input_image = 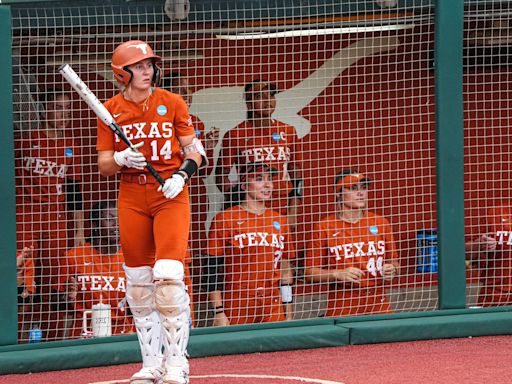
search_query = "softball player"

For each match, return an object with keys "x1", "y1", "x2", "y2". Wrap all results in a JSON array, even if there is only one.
[
  {"x1": 96, "y1": 40, "x2": 206, "y2": 384},
  {"x1": 65, "y1": 202, "x2": 132, "y2": 337},
  {"x1": 15, "y1": 90, "x2": 85, "y2": 340},
  {"x1": 305, "y1": 169, "x2": 399, "y2": 317},
  {"x1": 469, "y1": 206, "x2": 512, "y2": 306},
  {"x1": 206, "y1": 162, "x2": 295, "y2": 326},
  {"x1": 215, "y1": 80, "x2": 302, "y2": 228}
]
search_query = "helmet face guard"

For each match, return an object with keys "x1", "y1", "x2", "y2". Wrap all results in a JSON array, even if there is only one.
[{"x1": 111, "y1": 40, "x2": 162, "y2": 86}]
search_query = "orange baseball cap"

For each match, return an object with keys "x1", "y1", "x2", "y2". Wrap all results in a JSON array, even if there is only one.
[{"x1": 335, "y1": 172, "x2": 372, "y2": 193}]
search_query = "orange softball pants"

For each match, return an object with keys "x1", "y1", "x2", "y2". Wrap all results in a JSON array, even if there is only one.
[{"x1": 118, "y1": 178, "x2": 190, "y2": 268}]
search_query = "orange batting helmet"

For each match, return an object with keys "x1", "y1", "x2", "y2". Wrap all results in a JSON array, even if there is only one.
[{"x1": 111, "y1": 40, "x2": 162, "y2": 85}]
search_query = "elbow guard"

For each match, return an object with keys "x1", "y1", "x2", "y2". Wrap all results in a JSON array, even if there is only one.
[
  {"x1": 183, "y1": 137, "x2": 208, "y2": 168},
  {"x1": 203, "y1": 256, "x2": 225, "y2": 292}
]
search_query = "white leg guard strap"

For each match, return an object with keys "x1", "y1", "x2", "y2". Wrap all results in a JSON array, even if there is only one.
[
  {"x1": 124, "y1": 265, "x2": 165, "y2": 381},
  {"x1": 154, "y1": 260, "x2": 190, "y2": 384}
]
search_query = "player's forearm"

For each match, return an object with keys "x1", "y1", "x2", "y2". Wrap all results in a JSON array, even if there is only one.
[
  {"x1": 98, "y1": 150, "x2": 122, "y2": 177},
  {"x1": 73, "y1": 210, "x2": 85, "y2": 247},
  {"x1": 305, "y1": 266, "x2": 336, "y2": 283},
  {"x1": 280, "y1": 260, "x2": 294, "y2": 285},
  {"x1": 208, "y1": 291, "x2": 223, "y2": 309},
  {"x1": 73, "y1": 210, "x2": 85, "y2": 234},
  {"x1": 183, "y1": 152, "x2": 202, "y2": 169}
]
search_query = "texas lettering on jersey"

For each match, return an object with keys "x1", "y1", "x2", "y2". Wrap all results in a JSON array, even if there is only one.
[
  {"x1": 329, "y1": 240, "x2": 386, "y2": 260},
  {"x1": 208, "y1": 206, "x2": 294, "y2": 291},
  {"x1": 495, "y1": 231, "x2": 512, "y2": 245},
  {"x1": 15, "y1": 131, "x2": 80, "y2": 202},
  {"x1": 76, "y1": 275, "x2": 126, "y2": 292},
  {"x1": 96, "y1": 88, "x2": 195, "y2": 174},
  {"x1": 234, "y1": 232, "x2": 285, "y2": 249},
  {"x1": 306, "y1": 212, "x2": 398, "y2": 286},
  {"x1": 22, "y1": 157, "x2": 68, "y2": 179},
  {"x1": 114, "y1": 122, "x2": 174, "y2": 142},
  {"x1": 241, "y1": 146, "x2": 291, "y2": 163},
  {"x1": 217, "y1": 120, "x2": 298, "y2": 198}
]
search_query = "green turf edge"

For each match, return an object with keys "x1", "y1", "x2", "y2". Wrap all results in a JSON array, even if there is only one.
[
  {"x1": 342, "y1": 311, "x2": 512, "y2": 345},
  {"x1": 0, "y1": 323, "x2": 348, "y2": 374},
  {"x1": 2, "y1": 309, "x2": 512, "y2": 375}
]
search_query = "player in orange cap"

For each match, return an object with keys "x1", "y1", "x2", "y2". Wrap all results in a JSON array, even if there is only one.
[
  {"x1": 206, "y1": 162, "x2": 295, "y2": 326},
  {"x1": 215, "y1": 79, "x2": 302, "y2": 229},
  {"x1": 96, "y1": 40, "x2": 207, "y2": 384},
  {"x1": 305, "y1": 169, "x2": 399, "y2": 317}
]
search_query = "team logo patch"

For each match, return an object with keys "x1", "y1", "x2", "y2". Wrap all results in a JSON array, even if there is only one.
[
  {"x1": 157, "y1": 105, "x2": 167, "y2": 116},
  {"x1": 273, "y1": 221, "x2": 281, "y2": 230},
  {"x1": 369, "y1": 225, "x2": 379, "y2": 235},
  {"x1": 271, "y1": 132, "x2": 281, "y2": 141},
  {"x1": 65, "y1": 148, "x2": 73, "y2": 157},
  {"x1": 187, "y1": 116, "x2": 193, "y2": 126}
]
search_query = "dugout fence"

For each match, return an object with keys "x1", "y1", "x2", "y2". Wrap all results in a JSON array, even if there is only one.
[{"x1": 1, "y1": 0, "x2": 512, "y2": 375}]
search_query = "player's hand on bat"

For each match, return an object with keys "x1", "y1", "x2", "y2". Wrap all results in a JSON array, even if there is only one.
[
  {"x1": 333, "y1": 267, "x2": 364, "y2": 283},
  {"x1": 158, "y1": 173, "x2": 186, "y2": 199},
  {"x1": 213, "y1": 311, "x2": 230, "y2": 327},
  {"x1": 381, "y1": 263, "x2": 397, "y2": 280},
  {"x1": 113, "y1": 142, "x2": 146, "y2": 170}
]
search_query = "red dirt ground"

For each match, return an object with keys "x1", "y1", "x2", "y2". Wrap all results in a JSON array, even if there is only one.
[{"x1": 1, "y1": 335, "x2": 512, "y2": 384}]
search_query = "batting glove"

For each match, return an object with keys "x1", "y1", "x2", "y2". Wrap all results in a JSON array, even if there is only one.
[
  {"x1": 158, "y1": 173, "x2": 186, "y2": 199},
  {"x1": 113, "y1": 142, "x2": 146, "y2": 170}
]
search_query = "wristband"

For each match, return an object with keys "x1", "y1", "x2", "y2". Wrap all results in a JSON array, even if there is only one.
[
  {"x1": 290, "y1": 179, "x2": 303, "y2": 197},
  {"x1": 280, "y1": 284, "x2": 293, "y2": 304},
  {"x1": 178, "y1": 159, "x2": 198, "y2": 182},
  {"x1": 214, "y1": 305, "x2": 224, "y2": 314}
]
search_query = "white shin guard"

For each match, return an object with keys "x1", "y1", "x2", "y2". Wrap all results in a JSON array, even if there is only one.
[
  {"x1": 154, "y1": 260, "x2": 191, "y2": 383},
  {"x1": 124, "y1": 265, "x2": 164, "y2": 374}
]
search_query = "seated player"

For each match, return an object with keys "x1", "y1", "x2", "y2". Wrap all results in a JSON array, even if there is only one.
[
  {"x1": 205, "y1": 162, "x2": 295, "y2": 326},
  {"x1": 466, "y1": 206, "x2": 512, "y2": 306},
  {"x1": 66, "y1": 201, "x2": 133, "y2": 337},
  {"x1": 304, "y1": 169, "x2": 399, "y2": 317}
]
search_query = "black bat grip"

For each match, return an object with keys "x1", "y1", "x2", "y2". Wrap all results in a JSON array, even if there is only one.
[{"x1": 146, "y1": 163, "x2": 166, "y2": 186}]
